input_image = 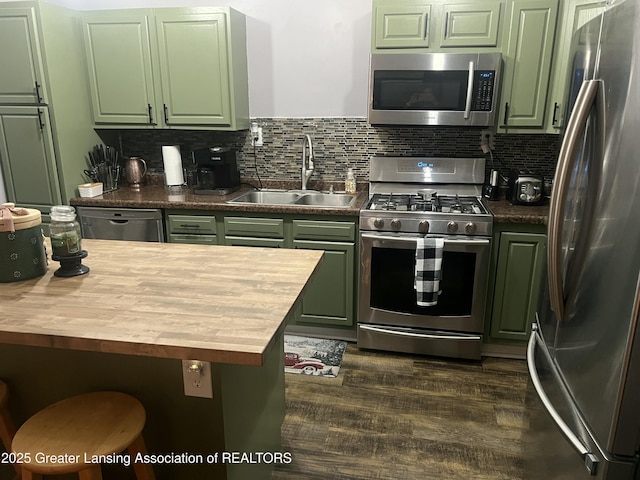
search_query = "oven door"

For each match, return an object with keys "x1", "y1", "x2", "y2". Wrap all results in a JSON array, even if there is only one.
[{"x1": 359, "y1": 231, "x2": 490, "y2": 333}]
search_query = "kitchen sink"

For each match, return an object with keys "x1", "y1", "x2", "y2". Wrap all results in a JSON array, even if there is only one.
[
  {"x1": 228, "y1": 191, "x2": 302, "y2": 205},
  {"x1": 227, "y1": 190, "x2": 358, "y2": 208},
  {"x1": 293, "y1": 193, "x2": 356, "y2": 207}
]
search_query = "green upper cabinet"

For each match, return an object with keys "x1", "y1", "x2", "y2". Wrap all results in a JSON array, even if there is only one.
[
  {"x1": 155, "y1": 13, "x2": 232, "y2": 127},
  {"x1": 498, "y1": 0, "x2": 559, "y2": 129},
  {"x1": 80, "y1": 7, "x2": 249, "y2": 130},
  {"x1": 372, "y1": 0, "x2": 504, "y2": 52},
  {"x1": 373, "y1": 4, "x2": 432, "y2": 49},
  {"x1": 0, "y1": 2, "x2": 101, "y2": 208},
  {"x1": 0, "y1": 6, "x2": 47, "y2": 105},
  {"x1": 439, "y1": 2, "x2": 502, "y2": 47},
  {"x1": 81, "y1": 13, "x2": 157, "y2": 125},
  {"x1": 545, "y1": 0, "x2": 607, "y2": 132}
]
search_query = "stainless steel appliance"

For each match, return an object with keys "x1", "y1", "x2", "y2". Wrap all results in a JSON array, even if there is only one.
[
  {"x1": 525, "y1": 1, "x2": 640, "y2": 478},
  {"x1": 123, "y1": 157, "x2": 147, "y2": 190},
  {"x1": 368, "y1": 52, "x2": 502, "y2": 126},
  {"x1": 193, "y1": 147, "x2": 241, "y2": 195},
  {"x1": 506, "y1": 170, "x2": 544, "y2": 205},
  {"x1": 358, "y1": 156, "x2": 492, "y2": 360},
  {"x1": 77, "y1": 207, "x2": 164, "y2": 242}
]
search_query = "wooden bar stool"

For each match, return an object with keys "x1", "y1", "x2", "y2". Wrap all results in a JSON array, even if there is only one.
[
  {"x1": 12, "y1": 391, "x2": 156, "y2": 480},
  {"x1": 0, "y1": 379, "x2": 20, "y2": 477}
]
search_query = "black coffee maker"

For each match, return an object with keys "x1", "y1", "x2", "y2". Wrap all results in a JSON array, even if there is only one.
[{"x1": 192, "y1": 147, "x2": 241, "y2": 195}]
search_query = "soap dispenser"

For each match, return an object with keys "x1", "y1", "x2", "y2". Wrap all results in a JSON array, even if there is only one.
[{"x1": 345, "y1": 168, "x2": 356, "y2": 194}]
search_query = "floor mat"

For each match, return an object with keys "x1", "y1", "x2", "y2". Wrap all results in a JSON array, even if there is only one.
[{"x1": 284, "y1": 335, "x2": 347, "y2": 378}]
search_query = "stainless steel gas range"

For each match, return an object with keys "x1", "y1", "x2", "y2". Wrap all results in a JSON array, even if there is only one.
[{"x1": 358, "y1": 156, "x2": 492, "y2": 360}]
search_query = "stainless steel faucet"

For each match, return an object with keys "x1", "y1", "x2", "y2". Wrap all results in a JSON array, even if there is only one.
[{"x1": 301, "y1": 134, "x2": 314, "y2": 190}]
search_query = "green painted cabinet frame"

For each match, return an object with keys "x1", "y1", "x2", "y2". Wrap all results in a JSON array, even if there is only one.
[
  {"x1": 164, "y1": 210, "x2": 358, "y2": 329},
  {"x1": 545, "y1": 0, "x2": 607, "y2": 132},
  {"x1": 0, "y1": 6, "x2": 47, "y2": 105},
  {"x1": 0, "y1": 106, "x2": 61, "y2": 215},
  {"x1": 498, "y1": 0, "x2": 559, "y2": 129},
  {"x1": 486, "y1": 224, "x2": 547, "y2": 344},
  {"x1": 372, "y1": 0, "x2": 504, "y2": 52},
  {"x1": 80, "y1": 7, "x2": 249, "y2": 130},
  {"x1": 0, "y1": 2, "x2": 102, "y2": 212},
  {"x1": 439, "y1": 1, "x2": 502, "y2": 48}
]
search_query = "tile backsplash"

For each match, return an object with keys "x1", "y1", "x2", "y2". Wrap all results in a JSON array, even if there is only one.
[{"x1": 100, "y1": 118, "x2": 561, "y2": 185}]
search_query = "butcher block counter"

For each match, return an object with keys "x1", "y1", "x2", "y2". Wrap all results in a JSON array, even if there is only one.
[
  {"x1": 0, "y1": 239, "x2": 323, "y2": 480},
  {"x1": 0, "y1": 239, "x2": 323, "y2": 366}
]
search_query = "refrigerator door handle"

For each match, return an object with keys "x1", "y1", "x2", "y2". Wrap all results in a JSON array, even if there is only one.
[
  {"x1": 528, "y1": 327, "x2": 599, "y2": 475},
  {"x1": 547, "y1": 79, "x2": 602, "y2": 320}
]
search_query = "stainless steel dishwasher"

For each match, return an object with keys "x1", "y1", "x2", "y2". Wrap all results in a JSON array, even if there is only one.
[{"x1": 76, "y1": 207, "x2": 164, "y2": 242}]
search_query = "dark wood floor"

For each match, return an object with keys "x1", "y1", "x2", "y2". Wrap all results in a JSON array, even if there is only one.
[{"x1": 272, "y1": 343, "x2": 529, "y2": 480}]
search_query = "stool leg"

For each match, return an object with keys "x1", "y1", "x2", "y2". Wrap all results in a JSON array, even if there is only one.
[
  {"x1": 128, "y1": 434, "x2": 156, "y2": 480},
  {"x1": 19, "y1": 470, "x2": 41, "y2": 480},
  {"x1": 78, "y1": 465, "x2": 103, "y2": 480},
  {"x1": 0, "y1": 402, "x2": 20, "y2": 476}
]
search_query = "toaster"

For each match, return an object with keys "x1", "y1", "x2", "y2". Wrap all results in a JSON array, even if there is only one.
[{"x1": 507, "y1": 170, "x2": 545, "y2": 205}]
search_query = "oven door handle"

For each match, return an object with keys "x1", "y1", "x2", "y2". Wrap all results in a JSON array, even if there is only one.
[
  {"x1": 359, "y1": 324, "x2": 482, "y2": 341},
  {"x1": 360, "y1": 233, "x2": 489, "y2": 246}
]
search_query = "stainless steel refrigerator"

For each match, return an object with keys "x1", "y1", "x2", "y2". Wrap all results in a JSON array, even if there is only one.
[{"x1": 525, "y1": 1, "x2": 640, "y2": 478}]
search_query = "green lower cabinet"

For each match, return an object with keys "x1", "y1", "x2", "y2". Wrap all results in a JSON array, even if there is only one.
[
  {"x1": 164, "y1": 211, "x2": 358, "y2": 330},
  {"x1": 486, "y1": 225, "x2": 547, "y2": 344},
  {"x1": 293, "y1": 240, "x2": 355, "y2": 327}
]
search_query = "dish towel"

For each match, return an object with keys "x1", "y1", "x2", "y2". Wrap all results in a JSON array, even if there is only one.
[{"x1": 415, "y1": 237, "x2": 444, "y2": 306}]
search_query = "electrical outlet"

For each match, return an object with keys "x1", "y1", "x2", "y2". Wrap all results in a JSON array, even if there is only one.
[
  {"x1": 182, "y1": 360, "x2": 213, "y2": 398},
  {"x1": 480, "y1": 129, "x2": 495, "y2": 152},
  {"x1": 251, "y1": 122, "x2": 263, "y2": 147}
]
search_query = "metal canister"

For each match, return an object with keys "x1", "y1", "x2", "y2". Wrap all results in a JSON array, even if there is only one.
[{"x1": 0, "y1": 203, "x2": 47, "y2": 283}]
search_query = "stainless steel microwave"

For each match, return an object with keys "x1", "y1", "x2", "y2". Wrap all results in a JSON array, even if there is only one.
[{"x1": 368, "y1": 52, "x2": 502, "y2": 127}]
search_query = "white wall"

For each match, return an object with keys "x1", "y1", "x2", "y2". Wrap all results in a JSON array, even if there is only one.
[{"x1": 38, "y1": 0, "x2": 373, "y2": 118}]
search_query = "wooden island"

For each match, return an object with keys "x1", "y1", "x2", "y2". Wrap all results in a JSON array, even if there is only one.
[{"x1": 0, "y1": 239, "x2": 324, "y2": 480}]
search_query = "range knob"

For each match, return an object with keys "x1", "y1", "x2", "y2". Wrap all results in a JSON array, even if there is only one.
[
  {"x1": 465, "y1": 222, "x2": 477, "y2": 234},
  {"x1": 447, "y1": 221, "x2": 459, "y2": 233},
  {"x1": 390, "y1": 219, "x2": 401, "y2": 230},
  {"x1": 373, "y1": 218, "x2": 384, "y2": 229},
  {"x1": 418, "y1": 220, "x2": 430, "y2": 233}
]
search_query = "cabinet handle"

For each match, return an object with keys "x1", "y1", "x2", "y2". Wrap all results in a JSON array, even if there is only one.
[
  {"x1": 36, "y1": 109, "x2": 45, "y2": 131},
  {"x1": 35, "y1": 82, "x2": 42, "y2": 103},
  {"x1": 423, "y1": 13, "x2": 429, "y2": 40},
  {"x1": 147, "y1": 104, "x2": 154, "y2": 124},
  {"x1": 163, "y1": 104, "x2": 169, "y2": 124},
  {"x1": 444, "y1": 12, "x2": 449, "y2": 38},
  {"x1": 552, "y1": 102, "x2": 559, "y2": 125},
  {"x1": 503, "y1": 102, "x2": 509, "y2": 125},
  {"x1": 179, "y1": 223, "x2": 201, "y2": 228}
]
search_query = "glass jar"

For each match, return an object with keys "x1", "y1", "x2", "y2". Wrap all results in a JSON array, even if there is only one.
[{"x1": 50, "y1": 205, "x2": 82, "y2": 257}]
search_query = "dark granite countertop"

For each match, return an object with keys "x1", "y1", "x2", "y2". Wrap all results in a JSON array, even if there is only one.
[
  {"x1": 70, "y1": 184, "x2": 549, "y2": 225},
  {"x1": 70, "y1": 184, "x2": 366, "y2": 217},
  {"x1": 484, "y1": 198, "x2": 549, "y2": 225}
]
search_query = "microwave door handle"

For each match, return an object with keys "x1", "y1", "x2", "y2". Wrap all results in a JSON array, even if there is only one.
[
  {"x1": 547, "y1": 79, "x2": 601, "y2": 321},
  {"x1": 464, "y1": 61, "x2": 475, "y2": 119}
]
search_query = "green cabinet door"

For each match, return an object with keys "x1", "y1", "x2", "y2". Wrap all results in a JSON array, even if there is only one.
[
  {"x1": 155, "y1": 13, "x2": 232, "y2": 127},
  {"x1": 293, "y1": 240, "x2": 355, "y2": 327},
  {"x1": 546, "y1": 0, "x2": 606, "y2": 131},
  {"x1": 373, "y1": 3, "x2": 432, "y2": 49},
  {"x1": 489, "y1": 230, "x2": 547, "y2": 343},
  {"x1": 499, "y1": 0, "x2": 558, "y2": 128},
  {"x1": 439, "y1": 2, "x2": 502, "y2": 47},
  {"x1": 81, "y1": 13, "x2": 157, "y2": 125},
  {"x1": 0, "y1": 106, "x2": 61, "y2": 212},
  {"x1": 0, "y1": 6, "x2": 47, "y2": 105}
]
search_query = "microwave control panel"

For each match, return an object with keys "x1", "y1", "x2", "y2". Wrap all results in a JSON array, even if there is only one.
[{"x1": 471, "y1": 71, "x2": 495, "y2": 111}]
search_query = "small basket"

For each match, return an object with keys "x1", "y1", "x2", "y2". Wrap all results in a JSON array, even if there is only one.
[{"x1": 78, "y1": 183, "x2": 103, "y2": 198}]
